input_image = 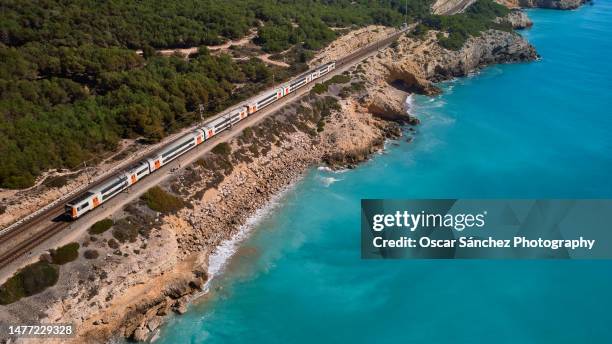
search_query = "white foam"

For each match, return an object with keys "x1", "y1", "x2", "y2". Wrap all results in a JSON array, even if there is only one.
[
  {"x1": 318, "y1": 165, "x2": 349, "y2": 174},
  {"x1": 319, "y1": 176, "x2": 341, "y2": 187},
  {"x1": 202, "y1": 184, "x2": 295, "y2": 293},
  {"x1": 404, "y1": 94, "x2": 414, "y2": 113}
]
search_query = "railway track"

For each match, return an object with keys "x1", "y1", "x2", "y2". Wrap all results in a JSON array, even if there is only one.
[
  {"x1": 0, "y1": 25, "x2": 411, "y2": 272},
  {"x1": 0, "y1": 222, "x2": 68, "y2": 268}
]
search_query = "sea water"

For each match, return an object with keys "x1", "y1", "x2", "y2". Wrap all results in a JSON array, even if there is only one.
[{"x1": 156, "y1": 3, "x2": 612, "y2": 343}]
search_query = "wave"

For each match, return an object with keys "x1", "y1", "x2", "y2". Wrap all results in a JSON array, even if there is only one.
[
  {"x1": 317, "y1": 166, "x2": 350, "y2": 174},
  {"x1": 202, "y1": 184, "x2": 295, "y2": 293},
  {"x1": 318, "y1": 176, "x2": 342, "y2": 187},
  {"x1": 404, "y1": 94, "x2": 414, "y2": 113}
]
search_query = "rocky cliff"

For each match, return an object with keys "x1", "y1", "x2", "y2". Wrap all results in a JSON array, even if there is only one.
[
  {"x1": 432, "y1": 0, "x2": 477, "y2": 14},
  {"x1": 433, "y1": 0, "x2": 587, "y2": 12},
  {"x1": 514, "y1": 0, "x2": 587, "y2": 9},
  {"x1": 0, "y1": 17, "x2": 546, "y2": 344},
  {"x1": 498, "y1": 10, "x2": 534, "y2": 29},
  {"x1": 358, "y1": 29, "x2": 537, "y2": 99}
]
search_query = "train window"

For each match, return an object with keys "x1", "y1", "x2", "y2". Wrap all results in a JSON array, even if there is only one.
[
  {"x1": 101, "y1": 179, "x2": 126, "y2": 195},
  {"x1": 77, "y1": 202, "x2": 88, "y2": 211},
  {"x1": 257, "y1": 94, "x2": 279, "y2": 108},
  {"x1": 163, "y1": 142, "x2": 195, "y2": 162},
  {"x1": 101, "y1": 181, "x2": 127, "y2": 200},
  {"x1": 256, "y1": 92, "x2": 277, "y2": 106},
  {"x1": 290, "y1": 77, "x2": 306, "y2": 87},
  {"x1": 137, "y1": 166, "x2": 148, "y2": 176},
  {"x1": 162, "y1": 139, "x2": 193, "y2": 159},
  {"x1": 70, "y1": 191, "x2": 94, "y2": 204},
  {"x1": 213, "y1": 119, "x2": 231, "y2": 131}
]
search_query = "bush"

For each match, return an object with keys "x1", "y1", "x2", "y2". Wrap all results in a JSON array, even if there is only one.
[
  {"x1": 242, "y1": 127, "x2": 253, "y2": 139},
  {"x1": 108, "y1": 238, "x2": 119, "y2": 249},
  {"x1": 311, "y1": 83, "x2": 328, "y2": 95},
  {"x1": 43, "y1": 175, "x2": 69, "y2": 188},
  {"x1": 83, "y1": 249, "x2": 99, "y2": 259},
  {"x1": 112, "y1": 219, "x2": 139, "y2": 243},
  {"x1": 0, "y1": 261, "x2": 59, "y2": 305},
  {"x1": 212, "y1": 142, "x2": 232, "y2": 156},
  {"x1": 422, "y1": 0, "x2": 511, "y2": 50},
  {"x1": 327, "y1": 74, "x2": 351, "y2": 85},
  {"x1": 89, "y1": 218, "x2": 114, "y2": 235},
  {"x1": 50, "y1": 243, "x2": 80, "y2": 265},
  {"x1": 141, "y1": 186, "x2": 185, "y2": 213}
]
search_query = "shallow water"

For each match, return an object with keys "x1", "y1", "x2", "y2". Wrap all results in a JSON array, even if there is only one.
[{"x1": 156, "y1": 3, "x2": 612, "y2": 343}]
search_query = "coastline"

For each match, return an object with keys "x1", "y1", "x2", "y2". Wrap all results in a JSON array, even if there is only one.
[{"x1": 0, "y1": 3, "x2": 590, "y2": 343}]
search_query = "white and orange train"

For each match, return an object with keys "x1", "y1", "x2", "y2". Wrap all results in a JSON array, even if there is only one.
[{"x1": 65, "y1": 61, "x2": 336, "y2": 219}]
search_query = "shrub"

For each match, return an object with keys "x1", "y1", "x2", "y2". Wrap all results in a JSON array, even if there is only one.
[
  {"x1": 327, "y1": 74, "x2": 351, "y2": 85},
  {"x1": 0, "y1": 261, "x2": 59, "y2": 305},
  {"x1": 112, "y1": 219, "x2": 139, "y2": 243},
  {"x1": 141, "y1": 186, "x2": 185, "y2": 213},
  {"x1": 108, "y1": 238, "x2": 119, "y2": 249},
  {"x1": 242, "y1": 127, "x2": 253, "y2": 139},
  {"x1": 84, "y1": 249, "x2": 99, "y2": 259},
  {"x1": 422, "y1": 0, "x2": 511, "y2": 50},
  {"x1": 50, "y1": 243, "x2": 80, "y2": 265},
  {"x1": 43, "y1": 175, "x2": 69, "y2": 188},
  {"x1": 311, "y1": 83, "x2": 328, "y2": 95},
  {"x1": 89, "y1": 218, "x2": 113, "y2": 235},
  {"x1": 212, "y1": 142, "x2": 232, "y2": 156},
  {"x1": 350, "y1": 81, "x2": 366, "y2": 92}
]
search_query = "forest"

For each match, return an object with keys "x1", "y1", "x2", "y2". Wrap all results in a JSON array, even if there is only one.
[{"x1": 0, "y1": 0, "x2": 507, "y2": 188}]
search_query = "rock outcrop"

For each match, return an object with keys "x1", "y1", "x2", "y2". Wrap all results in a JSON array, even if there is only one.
[
  {"x1": 515, "y1": 0, "x2": 587, "y2": 10},
  {"x1": 432, "y1": 0, "x2": 478, "y2": 15},
  {"x1": 358, "y1": 29, "x2": 537, "y2": 99},
  {"x1": 498, "y1": 10, "x2": 534, "y2": 29}
]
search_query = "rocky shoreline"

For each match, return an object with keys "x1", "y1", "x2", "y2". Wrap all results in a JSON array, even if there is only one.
[
  {"x1": 91, "y1": 25, "x2": 539, "y2": 342},
  {"x1": 1, "y1": 4, "x2": 584, "y2": 343}
]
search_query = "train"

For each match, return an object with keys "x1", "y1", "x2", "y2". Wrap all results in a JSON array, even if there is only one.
[{"x1": 65, "y1": 61, "x2": 337, "y2": 219}]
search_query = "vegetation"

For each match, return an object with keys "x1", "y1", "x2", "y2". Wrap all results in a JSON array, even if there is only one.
[
  {"x1": 50, "y1": 242, "x2": 80, "y2": 265},
  {"x1": 212, "y1": 142, "x2": 232, "y2": 156},
  {"x1": 0, "y1": 261, "x2": 59, "y2": 305},
  {"x1": 107, "y1": 238, "x2": 119, "y2": 249},
  {"x1": 311, "y1": 83, "x2": 328, "y2": 95},
  {"x1": 83, "y1": 249, "x2": 99, "y2": 259},
  {"x1": 89, "y1": 218, "x2": 114, "y2": 235},
  {"x1": 421, "y1": 0, "x2": 511, "y2": 50},
  {"x1": 0, "y1": 0, "x2": 509, "y2": 187},
  {"x1": 112, "y1": 219, "x2": 139, "y2": 243},
  {"x1": 141, "y1": 186, "x2": 185, "y2": 213},
  {"x1": 311, "y1": 74, "x2": 352, "y2": 95}
]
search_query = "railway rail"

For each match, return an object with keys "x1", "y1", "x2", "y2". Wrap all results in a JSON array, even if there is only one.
[{"x1": 0, "y1": 25, "x2": 410, "y2": 272}]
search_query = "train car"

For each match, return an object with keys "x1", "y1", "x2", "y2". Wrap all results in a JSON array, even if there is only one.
[
  {"x1": 202, "y1": 106, "x2": 247, "y2": 139},
  {"x1": 247, "y1": 88, "x2": 283, "y2": 114},
  {"x1": 317, "y1": 61, "x2": 335, "y2": 78},
  {"x1": 65, "y1": 191, "x2": 102, "y2": 219},
  {"x1": 65, "y1": 174, "x2": 130, "y2": 219},
  {"x1": 285, "y1": 71, "x2": 311, "y2": 93},
  {"x1": 147, "y1": 129, "x2": 205, "y2": 172},
  {"x1": 125, "y1": 161, "x2": 150, "y2": 186},
  {"x1": 90, "y1": 175, "x2": 129, "y2": 204}
]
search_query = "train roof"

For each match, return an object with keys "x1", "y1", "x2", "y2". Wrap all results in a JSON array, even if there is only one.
[
  {"x1": 125, "y1": 160, "x2": 149, "y2": 173},
  {"x1": 252, "y1": 88, "x2": 280, "y2": 103},
  {"x1": 67, "y1": 191, "x2": 95, "y2": 206},
  {"x1": 203, "y1": 106, "x2": 245, "y2": 128},
  {"x1": 89, "y1": 175, "x2": 127, "y2": 193}
]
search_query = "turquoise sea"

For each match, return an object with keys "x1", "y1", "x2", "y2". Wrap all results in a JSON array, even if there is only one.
[{"x1": 156, "y1": 3, "x2": 612, "y2": 343}]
